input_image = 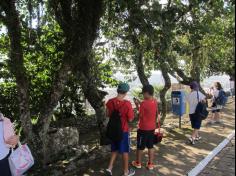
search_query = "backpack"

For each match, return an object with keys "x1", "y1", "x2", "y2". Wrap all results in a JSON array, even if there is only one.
[
  {"x1": 106, "y1": 101, "x2": 124, "y2": 143},
  {"x1": 195, "y1": 91, "x2": 209, "y2": 120},
  {"x1": 215, "y1": 90, "x2": 228, "y2": 106}
]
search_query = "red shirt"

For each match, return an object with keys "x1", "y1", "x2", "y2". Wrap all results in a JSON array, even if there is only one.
[
  {"x1": 139, "y1": 99, "x2": 158, "y2": 131},
  {"x1": 106, "y1": 98, "x2": 134, "y2": 132}
]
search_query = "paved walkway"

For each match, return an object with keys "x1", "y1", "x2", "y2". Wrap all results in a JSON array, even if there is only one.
[
  {"x1": 60, "y1": 98, "x2": 235, "y2": 176},
  {"x1": 199, "y1": 137, "x2": 235, "y2": 176}
]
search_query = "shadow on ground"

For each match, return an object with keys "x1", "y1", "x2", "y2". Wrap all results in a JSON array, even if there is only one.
[{"x1": 78, "y1": 99, "x2": 235, "y2": 176}]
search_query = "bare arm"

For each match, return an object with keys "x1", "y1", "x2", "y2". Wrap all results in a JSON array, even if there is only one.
[
  {"x1": 6, "y1": 135, "x2": 19, "y2": 147},
  {"x1": 106, "y1": 108, "x2": 110, "y2": 118}
]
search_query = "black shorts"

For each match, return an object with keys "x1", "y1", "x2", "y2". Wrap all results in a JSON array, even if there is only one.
[
  {"x1": 212, "y1": 102, "x2": 221, "y2": 113},
  {"x1": 190, "y1": 113, "x2": 202, "y2": 129},
  {"x1": 137, "y1": 129, "x2": 155, "y2": 150},
  {"x1": 212, "y1": 109, "x2": 221, "y2": 113},
  {"x1": 0, "y1": 152, "x2": 11, "y2": 176}
]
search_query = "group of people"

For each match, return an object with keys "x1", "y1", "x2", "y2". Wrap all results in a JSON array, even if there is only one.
[
  {"x1": 105, "y1": 83, "x2": 158, "y2": 176},
  {"x1": 0, "y1": 81, "x2": 228, "y2": 176},
  {"x1": 104, "y1": 81, "x2": 227, "y2": 176},
  {"x1": 186, "y1": 81, "x2": 226, "y2": 145}
]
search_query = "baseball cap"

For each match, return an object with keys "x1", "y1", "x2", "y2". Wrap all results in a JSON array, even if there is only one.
[
  {"x1": 117, "y1": 83, "x2": 130, "y2": 93},
  {"x1": 189, "y1": 81, "x2": 199, "y2": 91}
]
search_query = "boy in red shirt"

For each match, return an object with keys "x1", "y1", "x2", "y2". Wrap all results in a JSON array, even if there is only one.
[
  {"x1": 132, "y1": 84, "x2": 158, "y2": 170},
  {"x1": 105, "y1": 83, "x2": 135, "y2": 176}
]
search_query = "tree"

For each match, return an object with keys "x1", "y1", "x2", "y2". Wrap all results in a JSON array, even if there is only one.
[
  {"x1": 167, "y1": 0, "x2": 234, "y2": 86},
  {"x1": 0, "y1": 0, "x2": 106, "y2": 165},
  {"x1": 205, "y1": 2, "x2": 235, "y2": 80},
  {"x1": 104, "y1": 0, "x2": 196, "y2": 123}
]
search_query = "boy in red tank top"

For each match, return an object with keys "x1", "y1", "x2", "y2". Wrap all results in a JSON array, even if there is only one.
[{"x1": 132, "y1": 84, "x2": 158, "y2": 170}]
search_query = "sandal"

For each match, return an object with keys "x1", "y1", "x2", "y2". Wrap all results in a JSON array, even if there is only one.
[
  {"x1": 195, "y1": 136, "x2": 202, "y2": 141},
  {"x1": 188, "y1": 137, "x2": 195, "y2": 145}
]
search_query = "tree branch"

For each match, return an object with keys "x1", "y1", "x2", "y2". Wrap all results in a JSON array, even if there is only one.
[
  {"x1": 0, "y1": 13, "x2": 6, "y2": 24},
  {"x1": 39, "y1": 0, "x2": 105, "y2": 122},
  {"x1": 167, "y1": 0, "x2": 172, "y2": 9},
  {"x1": 173, "y1": 2, "x2": 194, "y2": 23}
]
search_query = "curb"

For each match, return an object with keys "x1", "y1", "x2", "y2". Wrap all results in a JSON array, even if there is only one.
[{"x1": 187, "y1": 130, "x2": 235, "y2": 176}]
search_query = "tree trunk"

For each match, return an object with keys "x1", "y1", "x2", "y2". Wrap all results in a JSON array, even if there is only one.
[
  {"x1": 129, "y1": 32, "x2": 149, "y2": 86},
  {"x1": 78, "y1": 54, "x2": 107, "y2": 135},
  {"x1": 134, "y1": 49, "x2": 149, "y2": 86},
  {"x1": 159, "y1": 58, "x2": 171, "y2": 124},
  {"x1": 1, "y1": 0, "x2": 105, "y2": 166},
  {"x1": 81, "y1": 79, "x2": 107, "y2": 136},
  {"x1": 127, "y1": 4, "x2": 149, "y2": 86},
  {"x1": 190, "y1": 47, "x2": 201, "y2": 83},
  {"x1": 0, "y1": 0, "x2": 33, "y2": 142}
]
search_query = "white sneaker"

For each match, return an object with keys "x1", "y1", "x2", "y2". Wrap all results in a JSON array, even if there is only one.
[
  {"x1": 215, "y1": 120, "x2": 224, "y2": 124},
  {"x1": 207, "y1": 120, "x2": 215, "y2": 125},
  {"x1": 124, "y1": 169, "x2": 135, "y2": 176},
  {"x1": 189, "y1": 137, "x2": 195, "y2": 145},
  {"x1": 195, "y1": 136, "x2": 202, "y2": 141},
  {"x1": 105, "y1": 169, "x2": 112, "y2": 176}
]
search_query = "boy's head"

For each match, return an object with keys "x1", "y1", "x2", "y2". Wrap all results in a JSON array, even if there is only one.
[
  {"x1": 142, "y1": 84, "x2": 154, "y2": 99},
  {"x1": 117, "y1": 83, "x2": 130, "y2": 96}
]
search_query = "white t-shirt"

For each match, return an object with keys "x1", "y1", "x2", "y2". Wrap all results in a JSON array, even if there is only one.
[
  {"x1": 0, "y1": 122, "x2": 9, "y2": 160},
  {"x1": 230, "y1": 81, "x2": 235, "y2": 89},
  {"x1": 213, "y1": 89, "x2": 220, "y2": 98},
  {"x1": 186, "y1": 91, "x2": 206, "y2": 114}
]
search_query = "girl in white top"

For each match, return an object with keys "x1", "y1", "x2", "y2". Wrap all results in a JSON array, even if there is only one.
[
  {"x1": 208, "y1": 82, "x2": 224, "y2": 124},
  {"x1": 0, "y1": 113, "x2": 18, "y2": 176}
]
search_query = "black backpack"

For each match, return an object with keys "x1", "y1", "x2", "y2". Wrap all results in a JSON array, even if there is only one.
[
  {"x1": 106, "y1": 101, "x2": 124, "y2": 142},
  {"x1": 195, "y1": 91, "x2": 209, "y2": 120}
]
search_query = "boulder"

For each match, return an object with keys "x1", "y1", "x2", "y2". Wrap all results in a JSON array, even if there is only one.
[{"x1": 47, "y1": 127, "x2": 80, "y2": 158}]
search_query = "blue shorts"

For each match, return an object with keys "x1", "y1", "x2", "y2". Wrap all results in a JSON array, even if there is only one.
[
  {"x1": 111, "y1": 132, "x2": 130, "y2": 153},
  {"x1": 190, "y1": 113, "x2": 202, "y2": 129}
]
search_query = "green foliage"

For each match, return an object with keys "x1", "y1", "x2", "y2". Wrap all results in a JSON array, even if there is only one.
[
  {"x1": 169, "y1": 0, "x2": 235, "y2": 81},
  {"x1": 0, "y1": 1, "x2": 118, "y2": 124},
  {"x1": 0, "y1": 82, "x2": 19, "y2": 119}
]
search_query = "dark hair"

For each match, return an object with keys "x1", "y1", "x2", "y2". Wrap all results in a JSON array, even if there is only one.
[
  {"x1": 117, "y1": 90, "x2": 128, "y2": 94},
  {"x1": 189, "y1": 81, "x2": 199, "y2": 91},
  {"x1": 215, "y1": 82, "x2": 223, "y2": 90},
  {"x1": 142, "y1": 85, "x2": 154, "y2": 96}
]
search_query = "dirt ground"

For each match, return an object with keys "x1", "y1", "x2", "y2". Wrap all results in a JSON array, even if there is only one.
[{"x1": 80, "y1": 98, "x2": 235, "y2": 176}]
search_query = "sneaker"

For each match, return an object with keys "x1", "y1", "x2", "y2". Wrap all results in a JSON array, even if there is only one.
[
  {"x1": 206, "y1": 120, "x2": 214, "y2": 125},
  {"x1": 215, "y1": 120, "x2": 224, "y2": 124},
  {"x1": 105, "y1": 169, "x2": 112, "y2": 176},
  {"x1": 124, "y1": 169, "x2": 135, "y2": 176},
  {"x1": 146, "y1": 162, "x2": 155, "y2": 170},
  {"x1": 132, "y1": 161, "x2": 142, "y2": 169},
  {"x1": 195, "y1": 136, "x2": 202, "y2": 141},
  {"x1": 188, "y1": 137, "x2": 195, "y2": 145}
]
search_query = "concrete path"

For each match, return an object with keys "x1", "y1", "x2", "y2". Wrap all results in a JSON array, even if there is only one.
[
  {"x1": 199, "y1": 137, "x2": 235, "y2": 176},
  {"x1": 79, "y1": 99, "x2": 235, "y2": 176}
]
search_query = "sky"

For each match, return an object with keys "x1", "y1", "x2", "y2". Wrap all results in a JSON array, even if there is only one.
[{"x1": 113, "y1": 70, "x2": 232, "y2": 90}]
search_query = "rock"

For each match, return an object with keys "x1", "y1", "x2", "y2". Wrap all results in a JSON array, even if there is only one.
[
  {"x1": 51, "y1": 170, "x2": 64, "y2": 176},
  {"x1": 47, "y1": 127, "x2": 80, "y2": 158},
  {"x1": 65, "y1": 162, "x2": 77, "y2": 172}
]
